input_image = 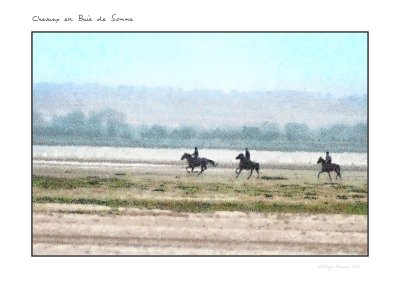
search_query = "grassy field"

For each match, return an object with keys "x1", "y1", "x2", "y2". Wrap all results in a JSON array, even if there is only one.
[
  {"x1": 32, "y1": 164, "x2": 368, "y2": 255},
  {"x1": 32, "y1": 165, "x2": 367, "y2": 215}
]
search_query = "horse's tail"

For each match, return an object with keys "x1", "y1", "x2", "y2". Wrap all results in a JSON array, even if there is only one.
[
  {"x1": 207, "y1": 159, "x2": 217, "y2": 167},
  {"x1": 254, "y1": 162, "x2": 260, "y2": 172}
]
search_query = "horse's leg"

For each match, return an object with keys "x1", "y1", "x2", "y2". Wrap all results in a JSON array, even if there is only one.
[
  {"x1": 186, "y1": 166, "x2": 191, "y2": 173},
  {"x1": 197, "y1": 161, "x2": 207, "y2": 175},
  {"x1": 197, "y1": 166, "x2": 205, "y2": 176},
  {"x1": 328, "y1": 172, "x2": 332, "y2": 181},
  {"x1": 336, "y1": 167, "x2": 341, "y2": 180},
  {"x1": 191, "y1": 167, "x2": 199, "y2": 173},
  {"x1": 235, "y1": 169, "x2": 242, "y2": 178},
  {"x1": 318, "y1": 171, "x2": 322, "y2": 179},
  {"x1": 247, "y1": 169, "x2": 253, "y2": 179},
  {"x1": 256, "y1": 168, "x2": 259, "y2": 179}
]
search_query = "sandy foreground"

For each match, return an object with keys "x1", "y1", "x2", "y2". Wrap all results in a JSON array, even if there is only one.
[
  {"x1": 33, "y1": 204, "x2": 367, "y2": 255},
  {"x1": 33, "y1": 161, "x2": 367, "y2": 256}
]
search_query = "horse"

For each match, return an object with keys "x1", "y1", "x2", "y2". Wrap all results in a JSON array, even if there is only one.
[
  {"x1": 180, "y1": 153, "x2": 216, "y2": 175},
  {"x1": 235, "y1": 153, "x2": 260, "y2": 179},
  {"x1": 317, "y1": 157, "x2": 341, "y2": 180}
]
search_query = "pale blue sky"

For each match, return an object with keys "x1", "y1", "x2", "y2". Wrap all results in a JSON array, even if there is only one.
[{"x1": 33, "y1": 32, "x2": 367, "y2": 96}]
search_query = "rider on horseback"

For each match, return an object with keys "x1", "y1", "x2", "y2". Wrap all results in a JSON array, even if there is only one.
[
  {"x1": 317, "y1": 153, "x2": 341, "y2": 180},
  {"x1": 245, "y1": 148, "x2": 250, "y2": 162},
  {"x1": 325, "y1": 151, "x2": 332, "y2": 164},
  {"x1": 192, "y1": 147, "x2": 199, "y2": 159},
  {"x1": 235, "y1": 151, "x2": 260, "y2": 179}
]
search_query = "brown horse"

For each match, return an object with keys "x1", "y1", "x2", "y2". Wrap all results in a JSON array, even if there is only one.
[
  {"x1": 317, "y1": 157, "x2": 341, "y2": 180},
  {"x1": 235, "y1": 153, "x2": 260, "y2": 179},
  {"x1": 181, "y1": 153, "x2": 216, "y2": 175}
]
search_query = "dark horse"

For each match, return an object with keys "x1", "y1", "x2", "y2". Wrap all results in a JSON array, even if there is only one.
[
  {"x1": 181, "y1": 153, "x2": 216, "y2": 175},
  {"x1": 317, "y1": 157, "x2": 341, "y2": 180},
  {"x1": 235, "y1": 153, "x2": 260, "y2": 179}
]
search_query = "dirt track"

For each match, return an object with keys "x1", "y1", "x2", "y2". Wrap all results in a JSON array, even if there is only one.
[{"x1": 33, "y1": 204, "x2": 367, "y2": 255}]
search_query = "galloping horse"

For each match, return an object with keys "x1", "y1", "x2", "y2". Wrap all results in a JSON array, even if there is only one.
[
  {"x1": 317, "y1": 157, "x2": 341, "y2": 180},
  {"x1": 235, "y1": 153, "x2": 260, "y2": 179},
  {"x1": 181, "y1": 153, "x2": 216, "y2": 175}
]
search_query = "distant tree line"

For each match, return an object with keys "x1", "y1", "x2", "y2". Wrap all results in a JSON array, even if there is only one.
[{"x1": 33, "y1": 110, "x2": 367, "y2": 152}]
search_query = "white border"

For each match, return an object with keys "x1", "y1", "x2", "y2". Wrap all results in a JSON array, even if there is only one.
[{"x1": 1, "y1": 0, "x2": 398, "y2": 287}]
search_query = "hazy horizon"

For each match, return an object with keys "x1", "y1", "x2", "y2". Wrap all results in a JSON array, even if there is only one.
[
  {"x1": 33, "y1": 82, "x2": 367, "y2": 129},
  {"x1": 33, "y1": 83, "x2": 367, "y2": 153}
]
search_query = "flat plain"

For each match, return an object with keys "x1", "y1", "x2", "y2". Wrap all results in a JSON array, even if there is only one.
[{"x1": 32, "y1": 163, "x2": 367, "y2": 255}]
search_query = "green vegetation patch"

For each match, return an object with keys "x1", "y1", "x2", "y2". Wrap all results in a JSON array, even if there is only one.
[
  {"x1": 32, "y1": 175, "x2": 146, "y2": 190},
  {"x1": 304, "y1": 192, "x2": 318, "y2": 200},
  {"x1": 305, "y1": 192, "x2": 317, "y2": 196},
  {"x1": 33, "y1": 195, "x2": 367, "y2": 215},
  {"x1": 202, "y1": 183, "x2": 235, "y2": 193},
  {"x1": 261, "y1": 176, "x2": 288, "y2": 180},
  {"x1": 333, "y1": 184, "x2": 368, "y2": 194},
  {"x1": 176, "y1": 184, "x2": 201, "y2": 194}
]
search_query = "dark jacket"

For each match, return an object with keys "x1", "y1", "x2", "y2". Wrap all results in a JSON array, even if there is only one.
[
  {"x1": 192, "y1": 149, "x2": 199, "y2": 158},
  {"x1": 326, "y1": 155, "x2": 332, "y2": 163},
  {"x1": 245, "y1": 150, "x2": 250, "y2": 161}
]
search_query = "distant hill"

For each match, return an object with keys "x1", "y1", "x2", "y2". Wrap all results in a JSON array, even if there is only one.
[{"x1": 33, "y1": 83, "x2": 367, "y2": 129}]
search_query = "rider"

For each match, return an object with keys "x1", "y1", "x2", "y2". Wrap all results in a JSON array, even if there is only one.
[
  {"x1": 325, "y1": 151, "x2": 332, "y2": 164},
  {"x1": 245, "y1": 148, "x2": 250, "y2": 162},
  {"x1": 192, "y1": 147, "x2": 199, "y2": 159}
]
